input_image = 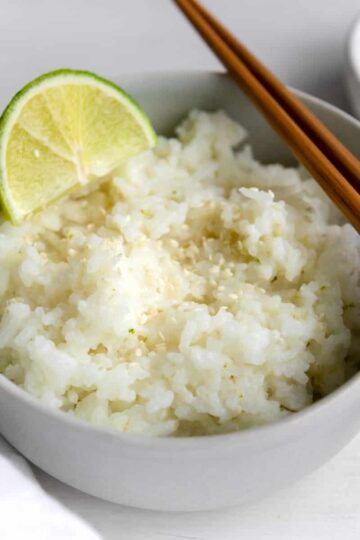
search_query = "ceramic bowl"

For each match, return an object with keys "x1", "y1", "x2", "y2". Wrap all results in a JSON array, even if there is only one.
[
  {"x1": 346, "y1": 14, "x2": 360, "y2": 117},
  {"x1": 1, "y1": 71, "x2": 360, "y2": 512}
]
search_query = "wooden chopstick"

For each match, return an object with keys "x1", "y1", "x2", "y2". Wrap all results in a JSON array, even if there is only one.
[
  {"x1": 174, "y1": 0, "x2": 360, "y2": 233},
  {"x1": 184, "y1": 0, "x2": 360, "y2": 194}
]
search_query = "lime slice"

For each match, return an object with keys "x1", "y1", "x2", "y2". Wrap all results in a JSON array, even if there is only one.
[{"x1": 0, "y1": 69, "x2": 157, "y2": 223}]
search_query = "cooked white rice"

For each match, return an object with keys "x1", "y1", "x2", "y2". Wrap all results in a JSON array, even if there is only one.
[{"x1": 0, "y1": 110, "x2": 359, "y2": 436}]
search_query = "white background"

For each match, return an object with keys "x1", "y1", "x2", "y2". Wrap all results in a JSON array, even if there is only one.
[{"x1": 1, "y1": 0, "x2": 360, "y2": 538}]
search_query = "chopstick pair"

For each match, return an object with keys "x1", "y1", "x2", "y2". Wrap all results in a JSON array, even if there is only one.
[{"x1": 174, "y1": 0, "x2": 360, "y2": 233}]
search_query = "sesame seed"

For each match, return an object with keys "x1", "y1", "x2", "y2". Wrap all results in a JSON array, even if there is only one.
[
  {"x1": 68, "y1": 390, "x2": 78, "y2": 404},
  {"x1": 139, "y1": 314, "x2": 148, "y2": 325}
]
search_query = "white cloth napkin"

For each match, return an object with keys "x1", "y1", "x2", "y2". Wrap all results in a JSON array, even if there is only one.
[{"x1": 0, "y1": 435, "x2": 99, "y2": 540}]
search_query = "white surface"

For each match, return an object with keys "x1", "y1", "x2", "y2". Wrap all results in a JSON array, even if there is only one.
[{"x1": 1, "y1": 0, "x2": 360, "y2": 537}]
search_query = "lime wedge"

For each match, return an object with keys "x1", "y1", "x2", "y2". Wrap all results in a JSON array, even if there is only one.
[{"x1": 0, "y1": 69, "x2": 157, "y2": 223}]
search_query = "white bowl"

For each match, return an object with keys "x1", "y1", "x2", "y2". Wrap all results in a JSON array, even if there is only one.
[
  {"x1": 1, "y1": 71, "x2": 360, "y2": 512},
  {"x1": 346, "y1": 14, "x2": 360, "y2": 117}
]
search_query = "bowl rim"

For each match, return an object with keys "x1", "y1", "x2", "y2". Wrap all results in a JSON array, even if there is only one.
[{"x1": 1, "y1": 73, "x2": 360, "y2": 451}]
